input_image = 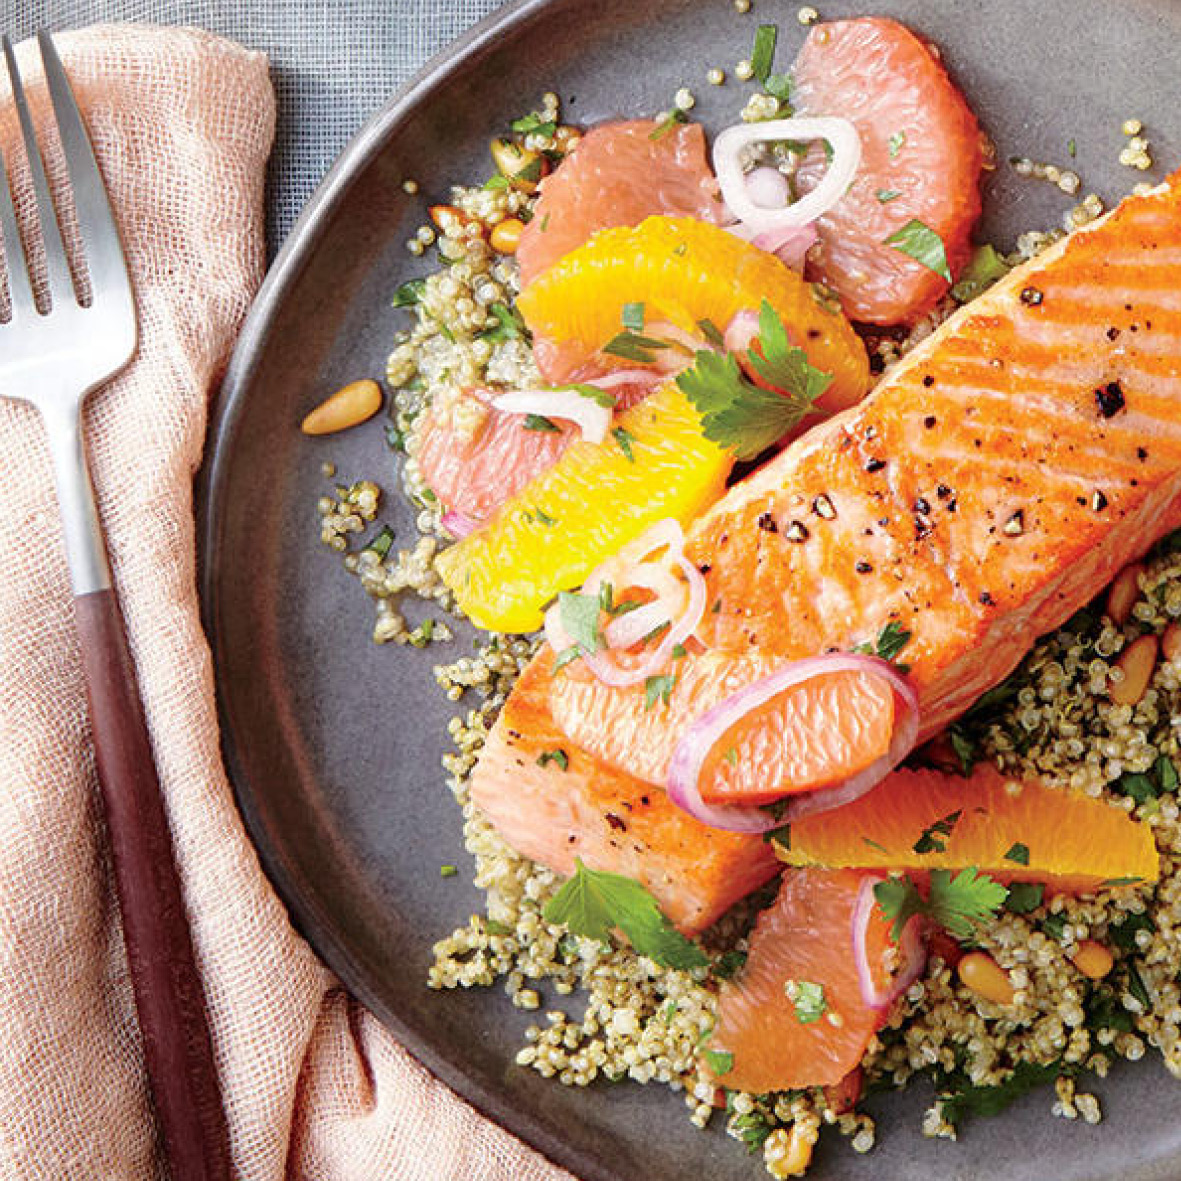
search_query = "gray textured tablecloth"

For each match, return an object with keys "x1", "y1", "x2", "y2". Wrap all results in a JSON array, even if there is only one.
[{"x1": 8, "y1": 0, "x2": 511, "y2": 253}]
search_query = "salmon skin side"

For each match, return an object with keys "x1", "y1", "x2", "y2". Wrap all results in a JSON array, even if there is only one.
[
  {"x1": 468, "y1": 650, "x2": 780, "y2": 936},
  {"x1": 550, "y1": 171, "x2": 1181, "y2": 782}
]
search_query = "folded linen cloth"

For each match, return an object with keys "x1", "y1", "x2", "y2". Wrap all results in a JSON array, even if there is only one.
[{"x1": 0, "y1": 26, "x2": 571, "y2": 1180}]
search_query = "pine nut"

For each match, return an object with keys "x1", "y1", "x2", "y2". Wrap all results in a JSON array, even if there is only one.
[
  {"x1": 490, "y1": 217, "x2": 525, "y2": 254},
  {"x1": 429, "y1": 204, "x2": 479, "y2": 235},
  {"x1": 1108, "y1": 633, "x2": 1159, "y2": 706},
  {"x1": 300, "y1": 379, "x2": 382, "y2": 436},
  {"x1": 1162, "y1": 621, "x2": 1181, "y2": 663},
  {"x1": 1107, "y1": 562, "x2": 1144, "y2": 625},
  {"x1": 1071, "y1": 940, "x2": 1115, "y2": 980},
  {"x1": 490, "y1": 137, "x2": 547, "y2": 192},
  {"x1": 958, "y1": 951, "x2": 1016, "y2": 1005}
]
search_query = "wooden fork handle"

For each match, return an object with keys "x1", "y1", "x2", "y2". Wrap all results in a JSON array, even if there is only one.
[{"x1": 75, "y1": 588, "x2": 232, "y2": 1181}]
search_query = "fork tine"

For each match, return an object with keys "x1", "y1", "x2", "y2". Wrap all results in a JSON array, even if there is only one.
[
  {"x1": 2, "y1": 34, "x2": 75, "y2": 307},
  {"x1": 0, "y1": 144, "x2": 36, "y2": 317},
  {"x1": 36, "y1": 31, "x2": 132, "y2": 306}
]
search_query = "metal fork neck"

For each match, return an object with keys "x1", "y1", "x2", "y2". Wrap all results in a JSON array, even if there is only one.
[{"x1": 40, "y1": 397, "x2": 112, "y2": 596}]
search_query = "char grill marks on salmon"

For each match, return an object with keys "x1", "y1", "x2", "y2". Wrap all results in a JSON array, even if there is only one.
[{"x1": 547, "y1": 172, "x2": 1181, "y2": 781}]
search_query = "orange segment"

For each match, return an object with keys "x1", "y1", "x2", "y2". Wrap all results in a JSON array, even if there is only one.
[
  {"x1": 517, "y1": 215, "x2": 871, "y2": 415},
  {"x1": 697, "y1": 670, "x2": 895, "y2": 806},
  {"x1": 434, "y1": 381, "x2": 730, "y2": 633},
  {"x1": 778, "y1": 766, "x2": 1160, "y2": 892},
  {"x1": 711, "y1": 868, "x2": 884, "y2": 1091}
]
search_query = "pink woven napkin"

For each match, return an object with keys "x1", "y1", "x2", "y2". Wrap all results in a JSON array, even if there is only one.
[{"x1": 0, "y1": 25, "x2": 572, "y2": 1180}]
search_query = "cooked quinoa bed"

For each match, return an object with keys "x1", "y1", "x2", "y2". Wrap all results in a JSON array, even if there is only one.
[{"x1": 309, "y1": 91, "x2": 1181, "y2": 1179}]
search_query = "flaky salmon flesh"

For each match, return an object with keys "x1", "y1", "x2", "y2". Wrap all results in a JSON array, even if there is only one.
[{"x1": 548, "y1": 170, "x2": 1181, "y2": 783}]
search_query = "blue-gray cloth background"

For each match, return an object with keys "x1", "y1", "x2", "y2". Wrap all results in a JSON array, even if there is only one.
[{"x1": 6, "y1": 0, "x2": 510, "y2": 254}]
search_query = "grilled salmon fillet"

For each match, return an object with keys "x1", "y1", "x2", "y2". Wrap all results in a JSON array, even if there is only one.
[
  {"x1": 469, "y1": 650, "x2": 780, "y2": 935},
  {"x1": 550, "y1": 172, "x2": 1181, "y2": 779}
]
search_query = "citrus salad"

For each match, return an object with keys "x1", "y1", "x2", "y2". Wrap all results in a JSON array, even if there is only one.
[{"x1": 307, "y1": 10, "x2": 1181, "y2": 1179}]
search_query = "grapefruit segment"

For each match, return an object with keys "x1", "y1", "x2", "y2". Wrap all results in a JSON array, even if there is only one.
[
  {"x1": 792, "y1": 17, "x2": 985, "y2": 325},
  {"x1": 710, "y1": 868, "x2": 887, "y2": 1090},
  {"x1": 518, "y1": 215, "x2": 871, "y2": 416},
  {"x1": 517, "y1": 119, "x2": 724, "y2": 287},
  {"x1": 777, "y1": 766, "x2": 1160, "y2": 892},
  {"x1": 434, "y1": 381, "x2": 730, "y2": 633}
]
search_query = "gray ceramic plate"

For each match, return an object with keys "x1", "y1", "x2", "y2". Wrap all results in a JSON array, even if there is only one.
[{"x1": 200, "y1": 1, "x2": 1181, "y2": 1177}]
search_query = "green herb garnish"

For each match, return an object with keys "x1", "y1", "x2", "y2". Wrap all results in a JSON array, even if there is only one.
[
  {"x1": 1004, "y1": 882, "x2": 1044, "y2": 914},
  {"x1": 703, "y1": 1049, "x2": 734, "y2": 1075},
  {"x1": 537, "y1": 749, "x2": 570, "y2": 772},
  {"x1": 913, "y1": 810, "x2": 963, "y2": 855},
  {"x1": 714, "y1": 950, "x2": 748, "y2": 980},
  {"x1": 1003, "y1": 842, "x2": 1030, "y2": 866},
  {"x1": 888, "y1": 130, "x2": 906, "y2": 157},
  {"x1": 875, "y1": 868, "x2": 1008, "y2": 942},
  {"x1": 951, "y1": 244, "x2": 1011, "y2": 303},
  {"x1": 524, "y1": 414, "x2": 559, "y2": 432},
  {"x1": 603, "y1": 329, "x2": 672, "y2": 363},
  {"x1": 885, "y1": 219, "x2": 952, "y2": 283},
  {"x1": 876, "y1": 188, "x2": 902, "y2": 203},
  {"x1": 613, "y1": 426, "x2": 636, "y2": 462},
  {"x1": 622, "y1": 301, "x2": 646, "y2": 331},
  {"x1": 511, "y1": 112, "x2": 557, "y2": 137},
  {"x1": 364, "y1": 525, "x2": 395, "y2": 560},
  {"x1": 750, "y1": 24, "x2": 778, "y2": 84},
  {"x1": 558, "y1": 590, "x2": 604, "y2": 655},
  {"x1": 542, "y1": 859, "x2": 709, "y2": 970},
  {"x1": 644, "y1": 673, "x2": 677, "y2": 710},
  {"x1": 696, "y1": 317, "x2": 726, "y2": 348},
  {"x1": 649, "y1": 108, "x2": 689, "y2": 140},
  {"x1": 392, "y1": 277, "x2": 426, "y2": 308},
  {"x1": 792, "y1": 980, "x2": 826, "y2": 1024},
  {"x1": 938, "y1": 1061, "x2": 1063, "y2": 1129},
  {"x1": 483, "y1": 301, "x2": 531, "y2": 342}
]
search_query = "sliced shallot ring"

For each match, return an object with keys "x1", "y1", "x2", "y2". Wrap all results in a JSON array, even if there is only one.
[
  {"x1": 440, "y1": 509, "x2": 478, "y2": 538},
  {"x1": 712, "y1": 116, "x2": 861, "y2": 236},
  {"x1": 492, "y1": 389, "x2": 612, "y2": 444},
  {"x1": 665, "y1": 653, "x2": 918, "y2": 833},
  {"x1": 851, "y1": 875, "x2": 927, "y2": 1010}
]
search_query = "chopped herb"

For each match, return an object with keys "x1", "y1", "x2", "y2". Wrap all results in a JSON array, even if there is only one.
[
  {"x1": 876, "y1": 188, "x2": 902, "y2": 203},
  {"x1": 1068, "y1": 138, "x2": 1077, "y2": 158},
  {"x1": 1111, "y1": 912, "x2": 1154, "y2": 953},
  {"x1": 540, "y1": 211, "x2": 551, "y2": 232},
  {"x1": 1085, "y1": 985, "x2": 1134, "y2": 1033},
  {"x1": 875, "y1": 867, "x2": 1008, "y2": 942},
  {"x1": 723, "y1": 746, "x2": 739, "y2": 766},
  {"x1": 612, "y1": 426, "x2": 636, "y2": 462},
  {"x1": 483, "y1": 301, "x2": 532, "y2": 343},
  {"x1": 552, "y1": 644, "x2": 583, "y2": 672},
  {"x1": 1041, "y1": 913, "x2": 1068, "y2": 941},
  {"x1": 792, "y1": 980, "x2": 826, "y2": 1024},
  {"x1": 875, "y1": 620, "x2": 912, "y2": 665},
  {"x1": 558, "y1": 590, "x2": 604, "y2": 655},
  {"x1": 534, "y1": 508, "x2": 557, "y2": 527},
  {"x1": 863, "y1": 836, "x2": 890, "y2": 854},
  {"x1": 440, "y1": 864, "x2": 458, "y2": 878},
  {"x1": 913, "y1": 810, "x2": 963, "y2": 855},
  {"x1": 703, "y1": 1049, "x2": 734, "y2": 1075},
  {"x1": 671, "y1": 643, "x2": 688, "y2": 660},
  {"x1": 764, "y1": 822, "x2": 791, "y2": 847},
  {"x1": 537, "y1": 748, "x2": 570, "y2": 772},
  {"x1": 622, "y1": 301, "x2": 646, "y2": 331},
  {"x1": 649, "y1": 108, "x2": 689, "y2": 140},
  {"x1": 1102, "y1": 876, "x2": 1145, "y2": 887},
  {"x1": 763, "y1": 72, "x2": 792, "y2": 105},
  {"x1": 641, "y1": 620, "x2": 672, "y2": 647},
  {"x1": 948, "y1": 727, "x2": 978, "y2": 777},
  {"x1": 750, "y1": 23, "x2": 778, "y2": 84},
  {"x1": 511, "y1": 112, "x2": 558, "y2": 136},
  {"x1": 561, "y1": 382, "x2": 617, "y2": 408},
  {"x1": 602, "y1": 329, "x2": 672, "y2": 363},
  {"x1": 1004, "y1": 882, "x2": 1045, "y2": 914},
  {"x1": 727, "y1": 1101, "x2": 773, "y2": 1153},
  {"x1": 363, "y1": 525, "x2": 395, "y2": 560},
  {"x1": 677, "y1": 301, "x2": 831, "y2": 459},
  {"x1": 713, "y1": 950, "x2": 748, "y2": 980},
  {"x1": 938, "y1": 1061, "x2": 1063, "y2": 1129},
  {"x1": 888, "y1": 130, "x2": 907, "y2": 157},
  {"x1": 482, "y1": 173, "x2": 510, "y2": 191},
  {"x1": 516, "y1": 156, "x2": 545, "y2": 184},
  {"x1": 644, "y1": 673, "x2": 677, "y2": 710},
  {"x1": 392, "y1": 277, "x2": 426, "y2": 308},
  {"x1": 1003, "y1": 842, "x2": 1031, "y2": 867},
  {"x1": 1127, "y1": 961, "x2": 1151, "y2": 1009},
  {"x1": 951, "y1": 244, "x2": 1012, "y2": 303},
  {"x1": 484, "y1": 918, "x2": 514, "y2": 936},
  {"x1": 696, "y1": 317, "x2": 726, "y2": 348},
  {"x1": 1157, "y1": 754, "x2": 1180, "y2": 792},
  {"x1": 524, "y1": 414, "x2": 560, "y2": 432},
  {"x1": 542, "y1": 859, "x2": 709, "y2": 970},
  {"x1": 885, "y1": 219, "x2": 952, "y2": 283},
  {"x1": 659, "y1": 997, "x2": 678, "y2": 1023}
]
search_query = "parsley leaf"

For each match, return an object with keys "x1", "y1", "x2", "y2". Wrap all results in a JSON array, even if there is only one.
[
  {"x1": 938, "y1": 1061, "x2": 1063, "y2": 1130},
  {"x1": 558, "y1": 590, "x2": 603, "y2": 654},
  {"x1": 1111, "y1": 912, "x2": 1154, "y2": 953},
  {"x1": 913, "y1": 810, "x2": 962, "y2": 855},
  {"x1": 1041, "y1": 913, "x2": 1068, "y2": 941},
  {"x1": 885, "y1": 219, "x2": 952, "y2": 284},
  {"x1": 612, "y1": 426, "x2": 636, "y2": 462},
  {"x1": 524, "y1": 414, "x2": 559, "y2": 432},
  {"x1": 676, "y1": 301, "x2": 831, "y2": 459},
  {"x1": 542, "y1": 859, "x2": 708, "y2": 970},
  {"x1": 750, "y1": 24, "x2": 778, "y2": 83},
  {"x1": 792, "y1": 980, "x2": 826, "y2": 1024},
  {"x1": 888, "y1": 130, "x2": 906, "y2": 157},
  {"x1": 392, "y1": 277, "x2": 426, "y2": 308},
  {"x1": 703, "y1": 1049, "x2": 734, "y2": 1075},
  {"x1": 713, "y1": 949, "x2": 748, "y2": 980},
  {"x1": 537, "y1": 748, "x2": 569, "y2": 772},
  {"x1": 1004, "y1": 882, "x2": 1045, "y2": 914},
  {"x1": 603, "y1": 329, "x2": 672, "y2": 363},
  {"x1": 875, "y1": 620, "x2": 912, "y2": 664},
  {"x1": 951, "y1": 244, "x2": 1011, "y2": 303},
  {"x1": 645, "y1": 673, "x2": 676, "y2": 710},
  {"x1": 1003, "y1": 842, "x2": 1030, "y2": 866},
  {"x1": 875, "y1": 868, "x2": 1008, "y2": 942}
]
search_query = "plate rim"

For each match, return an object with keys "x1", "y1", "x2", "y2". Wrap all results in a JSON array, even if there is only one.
[{"x1": 197, "y1": 1, "x2": 614, "y2": 1177}]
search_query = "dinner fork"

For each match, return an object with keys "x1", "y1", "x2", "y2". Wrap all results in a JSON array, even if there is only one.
[{"x1": 0, "y1": 33, "x2": 230, "y2": 1180}]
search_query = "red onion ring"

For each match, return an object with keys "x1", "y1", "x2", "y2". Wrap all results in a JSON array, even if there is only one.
[
  {"x1": 665, "y1": 653, "x2": 919, "y2": 833},
  {"x1": 851, "y1": 876, "x2": 928, "y2": 1010},
  {"x1": 723, "y1": 310, "x2": 761, "y2": 357},
  {"x1": 440, "y1": 509, "x2": 478, "y2": 538}
]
